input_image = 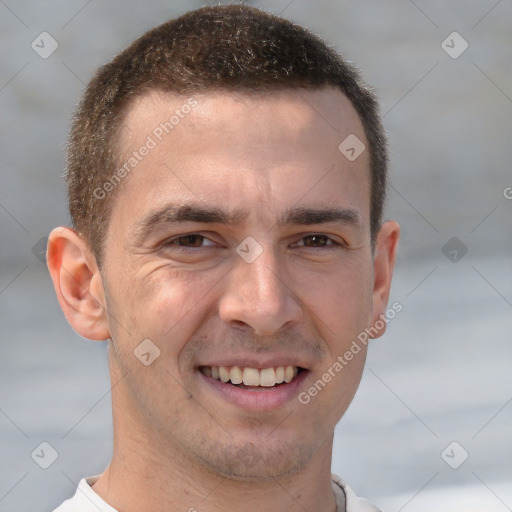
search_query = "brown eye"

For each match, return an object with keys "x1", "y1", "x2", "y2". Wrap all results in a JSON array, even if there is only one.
[
  {"x1": 300, "y1": 235, "x2": 333, "y2": 247},
  {"x1": 171, "y1": 235, "x2": 212, "y2": 247}
]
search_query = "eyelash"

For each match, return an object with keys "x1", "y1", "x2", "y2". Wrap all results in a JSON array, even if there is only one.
[
  {"x1": 291, "y1": 234, "x2": 340, "y2": 248},
  {"x1": 164, "y1": 233, "x2": 343, "y2": 249},
  {"x1": 165, "y1": 234, "x2": 217, "y2": 248}
]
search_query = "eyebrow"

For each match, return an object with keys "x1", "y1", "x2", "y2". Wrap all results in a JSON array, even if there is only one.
[
  {"x1": 132, "y1": 203, "x2": 361, "y2": 240},
  {"x1": 132, "y1": 204, "x2": 248, "y2": 239},
  {"x1": 279, "y1": 206, "x2": 361, "y2": 227}
]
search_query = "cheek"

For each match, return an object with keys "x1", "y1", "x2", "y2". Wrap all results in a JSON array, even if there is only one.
[
  {"x1": 104, "y1": 265, "x2": 220, "y2": 419},
  {"x1": 109, "y1": 263, "x2": 222, "y2": 357},
  {"x1": 300, "y1": 261, "x2": 371, "y2": 420},
  {"x1": 296, "y1": 255, "x2": 374, "y2": 340}
]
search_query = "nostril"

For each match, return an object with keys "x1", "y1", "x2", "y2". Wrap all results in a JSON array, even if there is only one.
[{"x1": 229, "y1": 319, "x2": 251, "y2": 329}]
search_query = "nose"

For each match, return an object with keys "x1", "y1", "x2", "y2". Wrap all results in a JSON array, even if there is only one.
[{"x1": 218, "y1": 246, "x2": 303, "y2": 336}]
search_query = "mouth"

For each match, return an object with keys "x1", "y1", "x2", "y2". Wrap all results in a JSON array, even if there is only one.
[
  {"x1": 199, "y1": 365, "x2": 303, "y2": 389},
  {"x1": 197, "y1": 364, "x2": 309, "y2": 410}
]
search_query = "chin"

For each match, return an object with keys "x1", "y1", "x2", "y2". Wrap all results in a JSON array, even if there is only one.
[{"x1": 194, "y1": 437, "x2": 315, "y2": 482}]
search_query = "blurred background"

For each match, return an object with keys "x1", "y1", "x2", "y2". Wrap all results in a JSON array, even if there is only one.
[{"x1": 1, "y1": 1, "x2": 511, "y2": 511}]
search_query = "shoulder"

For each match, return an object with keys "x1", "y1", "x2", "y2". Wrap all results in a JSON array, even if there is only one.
[
  {"x1": 52, "y1": 476, "x2": 117, "y2": 512},
  {"x1": 331, "y1": 474, "x2": 383, "y2": 512}
]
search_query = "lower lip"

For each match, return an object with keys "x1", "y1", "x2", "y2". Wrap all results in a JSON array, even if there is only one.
[{"x1": 199, "y1": 370, "x2": 309, "y2": 410}]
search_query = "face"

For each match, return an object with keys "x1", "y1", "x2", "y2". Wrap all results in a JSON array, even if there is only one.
[{"x1": 98, "y1": 88, "x2": 392, "y2": 480}]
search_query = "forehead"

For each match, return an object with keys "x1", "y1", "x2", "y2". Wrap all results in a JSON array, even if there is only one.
[
  {"x1": 120, "y1": 87, "x2": 366, "y2": 152},
  {"x1": 111, "y1": 87, "x2": 370, "y2": 231}
]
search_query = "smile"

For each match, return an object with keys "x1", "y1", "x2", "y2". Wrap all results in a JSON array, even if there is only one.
[
  {"x1": 197, "y1": 358, "x2": 310, "y2": 410},
  {"x1": 199, "y1": 365, "x2": 301, "y2": 388}
]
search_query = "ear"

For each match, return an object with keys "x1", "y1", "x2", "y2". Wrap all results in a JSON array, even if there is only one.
[
  {"x1": 47, "y1": 227, "x2": 110, "y2": 341},
  {"x1": 369, "y1": 220, "x2": 400, "y2": 339}
]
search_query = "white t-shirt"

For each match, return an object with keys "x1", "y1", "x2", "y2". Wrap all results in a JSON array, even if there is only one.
[{"x1": 53, "y1": 473, "x2": 381, "y2": 512}]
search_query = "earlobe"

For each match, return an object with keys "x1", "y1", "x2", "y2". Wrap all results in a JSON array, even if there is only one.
[
  {"x1": 370, "y1": 220, "x2": 400, "y2": 339},
  {"x1": 47, "y1": 227, "x2": 110, "y2": 341}
]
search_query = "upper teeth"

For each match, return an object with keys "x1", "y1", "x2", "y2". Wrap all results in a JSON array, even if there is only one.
[{"x1": 201, "y1": 365, "x2": 299, "y2": 387}]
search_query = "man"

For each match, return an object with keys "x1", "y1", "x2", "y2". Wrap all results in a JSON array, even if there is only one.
[{"x1": 48, "y1": 5, "x2": 399, "y2": 511}]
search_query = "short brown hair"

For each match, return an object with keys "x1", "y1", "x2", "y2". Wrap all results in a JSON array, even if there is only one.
[{"x1": 66, "y1": 5, "x2": 388, "y2": 265}]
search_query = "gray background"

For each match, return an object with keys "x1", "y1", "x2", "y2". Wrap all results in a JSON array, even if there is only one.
[{"x1": 1, "y1": 1, "x2": 511, "y2": 511}]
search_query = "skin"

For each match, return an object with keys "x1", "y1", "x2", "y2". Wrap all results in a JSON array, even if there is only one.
[{"x1": 48, "y1": 87, "x2": 399, "y2": 512}]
